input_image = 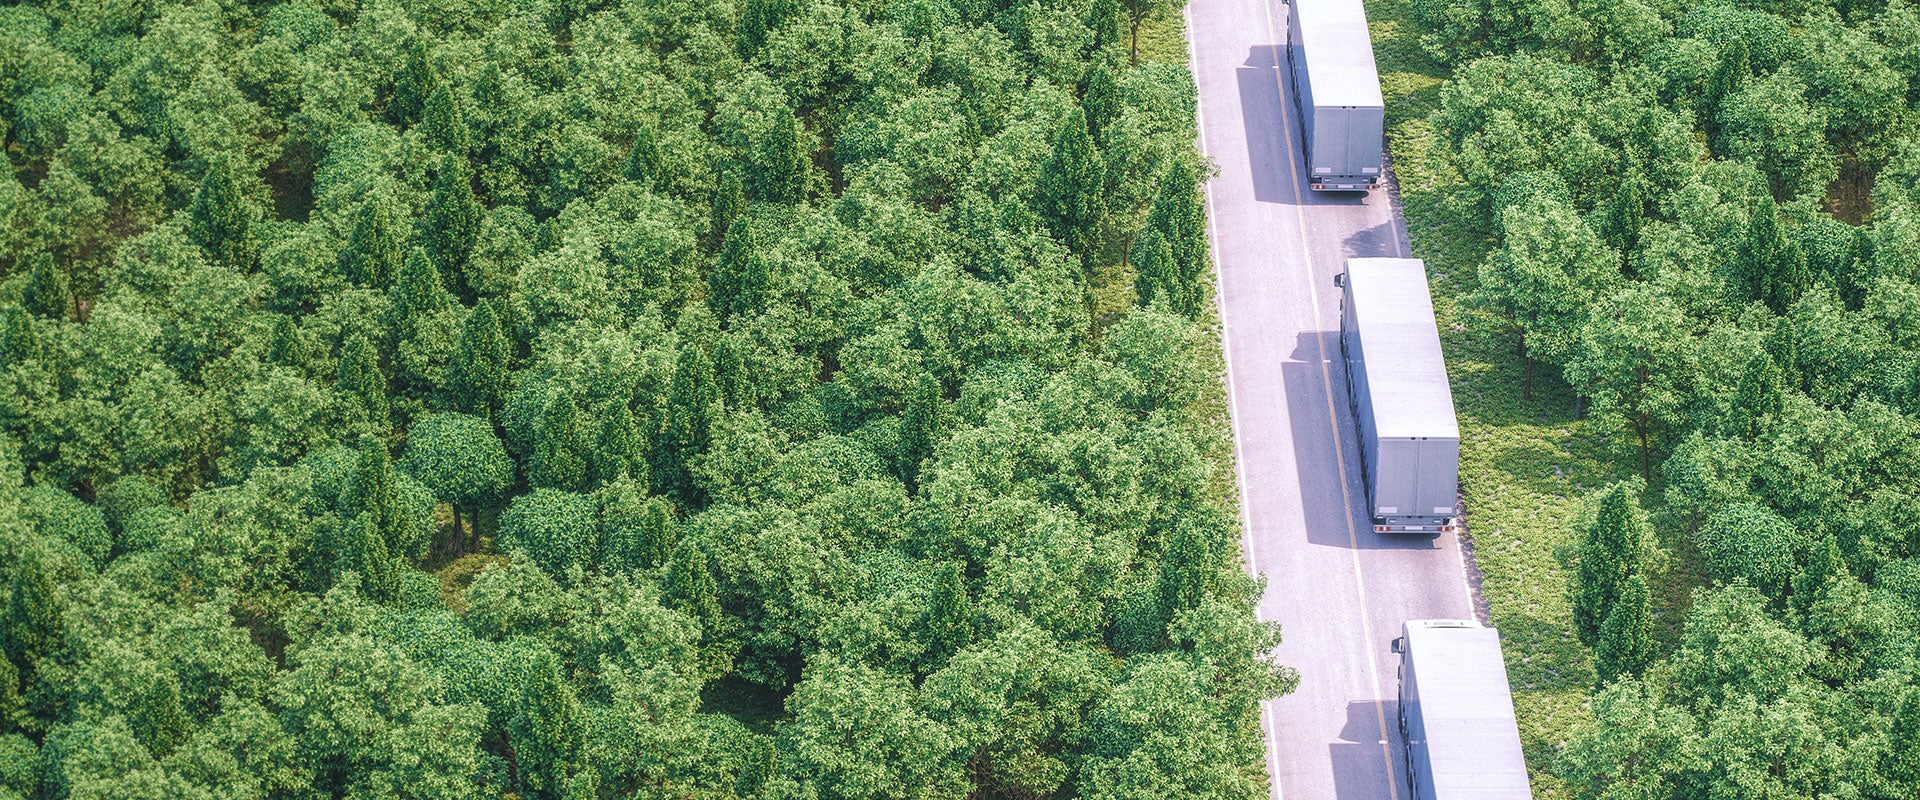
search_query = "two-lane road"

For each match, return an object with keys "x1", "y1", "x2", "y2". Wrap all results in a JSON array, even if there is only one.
[{"x1": 1183, "y1": 1, "x2": 1482, "y2": 798}]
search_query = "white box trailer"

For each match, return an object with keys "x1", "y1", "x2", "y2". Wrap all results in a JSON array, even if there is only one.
[
  {"x1": 1392, "y1": 620, "x2": 1533, "y2": 800},
  {"x1": 1337, "y1": 258, "x2": 1460, "y2": 533},
  {"x1": 1286, "y1": 0, "x2": 1386, "y2": 191}
]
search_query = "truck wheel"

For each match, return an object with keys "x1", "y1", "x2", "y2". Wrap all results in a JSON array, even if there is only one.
[{"x1": 1397, "y1": 705, "x2": 1407, "y2": 737}]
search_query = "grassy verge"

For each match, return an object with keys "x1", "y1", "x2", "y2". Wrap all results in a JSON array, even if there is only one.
[{"x1": 1362, "y1": 2, "x2": 1659, "y2": 796}]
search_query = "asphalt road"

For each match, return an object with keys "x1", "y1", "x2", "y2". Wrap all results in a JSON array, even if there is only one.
[{"x1": 1183, "y1": 1, "x2": 1483, "y2": 799}]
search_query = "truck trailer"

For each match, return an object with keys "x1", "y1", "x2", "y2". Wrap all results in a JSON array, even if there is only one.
[
  {"x1": 1286, "y1": 0, "x2": 1385, "y2": 191},
  {"x1": 1336, "y1": 258, "x2": 1460, "y2": 533},
  {"x1": 1391, "y1": 620, "x2": 1533, "y2": 800}
]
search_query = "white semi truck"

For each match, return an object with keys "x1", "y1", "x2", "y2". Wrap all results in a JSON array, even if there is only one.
[
  {"x1": 1286, "y1": 0, "x2": 1386, "y2": 191},
  {"x1": 1392, "y1": 620, "x2": 1534, "y2": 800}
]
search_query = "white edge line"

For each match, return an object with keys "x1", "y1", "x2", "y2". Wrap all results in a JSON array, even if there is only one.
[{"x1": 1186, "y1": 7, "x2": 1284, "y2": 800}]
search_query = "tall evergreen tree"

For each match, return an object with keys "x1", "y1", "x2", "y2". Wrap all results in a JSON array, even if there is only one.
[
  {"x1": 1596, "y1": 169, "x2": 1648, "y2": 262},
  {"x1": 709, "y1": 168, "x2": 746, "y2": 253},
  {"x1": 656, "y1": 343, "x2": 719, "y2": 506},
  {"x1": 1082, "y1": 63, "x2": 1123, "y2": 146},
  {"x1": 735, "y1": 0, "x2": 797, "y2": 57},
  {"x1": 1132, "y1": 226, "x2": 1182, "y2": 313},
  {"x1": 266, "y1": 315, "x2": 308, "y2": 371},
  {"x1": 1089, "y1": 0, "x2": 1123, "y2": 55},
  {"x1": 390, "y1": 247, "x2": 452, "y2": 321},
  {"x1": 1704, "y1": 37, "x2": 1750, "y2": 133},
  {"x1": 592, "y1": 397, "x2": 644, "y2": 489},
  {"x1": 750, "y1": 109, "x2": 809, "y2": 204},
  {"x1": 1724, "y1": 350, "x2": 1784, "y2": 439},
  {"x1": 1, "y1": 541, "x2": 64, "y2": 670},
  {"x1": 1593, "y1": 574, "x2": 1654, "y2": 686},
  {"x1": 422, "y1": 155, "x2": 483, "y2": 301},
  {"x1": 343, "y1": 438, "x2": 406, "y2": 556},
  {"x1": 1157, "y1": 521, "x2": 1212, "y2": 624},
  {"x1": 0, "y1": 306, "x2": 38, "y2": 366},
  {"x1": 532, "y1": 390, "x2": 589, "y2": 493},
  {"x1": 340, "y1": 197, "x2": 404, "y2": 289},
  {"x1": 449, "y1": 300, "x2": 508, "y2": 418},
  {"x1": 21, "y1": 257, "x2": 72, "y2": 321},
  {"x1": 899, "y1": 373, "x2": 943, "y2": 492},
  {"x1": 336, "y1": 335, "x2": 390, "y2": 431},
  {"x1": 513, "y1": 649, "x2": 585, "y2": 800},
  {"x1": 1736, "y1": 202, "x2": 1810, "y2": 314},
  {"x1": 923, "y1": 561, "x2": 973, "y2": 667},
  {"x1": 388, "y1": 40, "x2": 437, "y2": 127},
  {"x1": 341, "y1": 513, "x2": 401, "y2": 605},
  {"x1": 1570, "y1": 481, "x2": 1650, "y2": 648},
  {"x1": 623, "y1": 123, "x2": 664, "y2": 188},
  {"x1": 709, "y1": 214, "x2": 771, "y2": 324},
  {"x1": 188, "y1": 156, "x2": 258, "y2": 270},
  {"x1": 1143, "y1": 157, "x2": 1210, "y2": 311},
  {"x1": 711, "y1": 334, "x2": 753, "y2": 411},
  {"x1": 420, "y1": 82, "x2": 470, "y2": 156},
  {"x1": 1035, "y1": 107, "x2": 1106, "y2": 266},
  {"x1": 664, "y1": 543, "x2": 723, "y2": 655}
]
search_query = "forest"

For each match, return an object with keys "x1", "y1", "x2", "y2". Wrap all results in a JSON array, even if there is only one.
[
  {"x1": 0, "y1": 0, "x2": 1298, "y2": 798},
  {"x1": 1398, "y1": 0, "x2": 1920, "y2": 795}
]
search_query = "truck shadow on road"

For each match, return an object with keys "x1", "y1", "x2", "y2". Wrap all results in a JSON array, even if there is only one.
[
  {"x1": 1284, "y1": 331, "x2": 1444, "y2": 551},
  {"x1": 1235, "y1": 45, "x2": 1370, "y2": 208},
  {"x1": 1343, "y1": 219, "x2": 1404, "y2": 259},
  {"x1": 1331, "y1": 699, "x2": 1409, "y2": 800}
]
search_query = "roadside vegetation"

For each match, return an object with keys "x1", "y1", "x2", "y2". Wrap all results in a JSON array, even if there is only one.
[
  {"x1": 0, "y1": 1, "x2": 1296, "y2": 798},
  {"x1": 1371, "y1": 0, "x2": 1920, "y2": 795}
]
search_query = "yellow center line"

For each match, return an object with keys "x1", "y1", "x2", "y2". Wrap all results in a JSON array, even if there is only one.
[{"x1": 1254, "y1": 2, "x2": 1401, "y2": 798}]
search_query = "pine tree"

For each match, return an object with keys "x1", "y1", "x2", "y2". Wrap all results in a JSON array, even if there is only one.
[
  {"x1": 388, "y1": 40, "x2": 437, "y2": 127},
  {"x1": 1157, "y1": 521, "x2": 1213, "y2": 624},
  {"x1": 711, "y1": 334, "x2": 753, "y2": 411},
  {"x1": 266, "y1": 315, "x2": 308, "y2": 371},
  {"x1": 1143, "y1": 158, "x2": 1209, "y2": 311},
  {"x1": 21, "y1": 257, "x2": 72, "y2": 321},
  {"x1": 336, "y1": 335, "x2": 390, "y2": 431},
  {"x1": 899, "y1": 373, "x2": 943, "y2": 492},
  {"x1": 342, "y1": 512, "x2": 400, "y2": 605},
  {"x1": 1736, "y1": 202, "x2": 1810, "y2": 314},
  {"x1": 0, "y1": 306, "x2": 38, "y2": 367},
  {"x1": 1792, "y1": 532, "x2": 1845, "y2": 617},
  {"x1": 656, "y1": 343, "x2": 719, "y2": 506},
  {"x1": 391, "y1": 247, "x2": 452, "y2": 320},
  {"x1": 1704, "y1": 37, "x2": 1750, "y2": 132},
  {"x1": 449, "y1": 300, "x2": 509, "y2": 418},
  {"x1": 923, "y1": 561, "x2": 973, "y2": 666},
  {"x1": 1035, "y1": 107, "x2": 1106, "y2": 266},
  {"x1": 188, "y1": 156, "x2": 258, "y2": 270},
  {"x1": 422, "y1": 155, "x2": 483, "y2": 301},
  {"x1": 1725, "y1": 351, "x2": 1783, "y2": 439},
  {"x1": 1089, "y1": 0, "x2": 1123, "y2": 55},
  {"x1": 735, "y1": 0, "x2": 797, "y2": 58},
  {"x1": 1596, "y1": 170, "x2": 1647, "y2": 263},
  {"x1": 1570, "y1": 481, "x2": 1649, "y2": 648},
  {"x1": 342, "y1": 438, "x2": 406, "y2": 556},
  {"x1": 513, "y1": 649, "x2": 585, "y2": 799},
  {"x1": 1132, "y1": 226, "x2": 1180, "y2": 312},
  {"x1": 664, "y1": 543, "x2": 722, "y2": 645},
  {"x1": 708, "y1": 214, "x2": 770, "y2": 323},
  {"x1": 2, "y1": 542, "x2": 65, "y2": 669},
  {"x1": 1593, "y1": 574, "x2": 1653, "y2": 687},
  {"x1": 420, "y1": 82, "x2": 471, "y2": 156},
  {"x1": 340, "y1": 197, "x2": 404, "y2": 289},
  {"x1": 638, "y1": 497, "x2": 675, "y2": 570},
  {"x1": 750, "y1": 109, "x2": 808, "y2": 204},
  {"x1": 622, "y1": 123, "x2": 665, "y2": 188},
  {"x1": 1082, "y1": 62, "x2": 1123, "y2": 146},
  {"x1": 532, "y1": 390, "x2": 589, "y2": 492},
  {"x1": 709, "y1": 168, "x2": 746, "y2": 253},
  {"x1": 592, "y1": 397, "x2": 644, "y2": 489}
]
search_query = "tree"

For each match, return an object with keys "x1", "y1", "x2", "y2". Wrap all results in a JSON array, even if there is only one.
[
  {"x1": 1122, "y1": 0, "x2": 1181, "y2": 64},
  {"x1": 1158, "y1": 520, "x2": 1213, "y2": 626},
  {"x1": 1594, "y1": 574, "x2": 1654, "y2": 687},
  {"x1": 663, "y1": 542, "x2": 723, "y2": 670},
  {"x1": 736, "y1": 0, "x2": 798, "y2": 57},
  {"x1": 499, "y1": 489, "x2": 600, "y2": 580},
  {"x1": 748, "y1": 109, "x2": 809, "y2": 204},
  {"x1": 1733, "y1": 202, "x2": 1811, "y2": 315},
  {"x1": 402, "y1": 413, "x2": 511, "y2": 550},
  {"x1": 622, "y1": 123, "x2": 664, "y2": 188},
  {"x1": 188, "y1": 156, "x2": 257, "y2": 270},
  {"x1": 336, "y1": 335, "x2": 390, "y2": 431},
  {"x1": 422, "y1": 155, "x2": 483, "y2": 300},
  {"x1": 532, "y1": 390, "x2": 589, "y2": 493},
  {"x1": 709, "y1": 168, "x2": 746, "y2": 253},
  {"x1": 387, "y1": 40, "x2": 437, "y2": 127},
  {"x1": 1132, "y1": 226, "x2": 1184, "y2": 313},
  {"x1": 420, "y1": 82, "x2": 470, "y2": 156},
  {"x1": 601, "y1": 484, "x2": 676, "y2": 572},
  {"x1": 266, "y1": 315, "x2": 308, "y2": 371},
  {"x1": 1082, "y1": 62, "x2": 1123, "y2": 145},
  {"x1": 592, "y1": 398, "x2": 645, "y2": 490},
  {"x1": 1564, "y1": 286, "x2": 1694, "y2": 480},
  {"x1": 448, "y1": 300, "x2": 509, "y2": 418},
  {"x1": 22, "y1": 258, "x2": 72, "y2": 321},
  {"x1": 340, "y1": 197, "x2": 405, "y2": 289},
  {"x1": 513, "y1": 648, "x2": 585, "y2": 800},
  {"x1": 1723, "y1": 351, "x2": 1783, "y2": 439},
  {"x1": 898, "y1": 373, "x2": 944, "y2": 492},
  {"x1": 1570, "y1": 480, "x2": 1650, "y2": 648},
  {"x1": 656, "y1": 344, "x2": 719, "y2": 506},
  {"x1": 1035, "y1": 108, "x2": 1106, "y2": 266},
  {"x1": 708, "y1": 213, "x2": 772, "y2": 323},
  {"x1": 1471, "y1": 193, "x2": 1621, "y2": 394},
  {"x1": 1141, "y1": 158, "x2": 1210, "y2": 314},
  {"x1": 341, "y1": 512, "x2": 401, "y2": 605},
  {"x1": 922, "y1": 561, "x2": 973, "y2": 668}
]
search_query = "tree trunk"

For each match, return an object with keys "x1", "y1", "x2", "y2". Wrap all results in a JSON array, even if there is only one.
[
  {"x1": 1636, "y1": 416, "x2": 1652, "y2": 483},
  {"x1": 1130, "y1": 20, "x2": 1141, "y2": 66},
  {"x1": 452, "y1": 505, "x2": 464, "y2": 554}
]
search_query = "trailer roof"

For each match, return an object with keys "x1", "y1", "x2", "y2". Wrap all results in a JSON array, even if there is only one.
[
  {"x1": 1293, "y1": 0, "x2": 1385, "y2": 108},
  {"x1": 1346, "y1": 258, "x2": 1459, "y2": 440},
  {"x1": 1404, "y1": 621, "x2": 1533, "y2": 800}
]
